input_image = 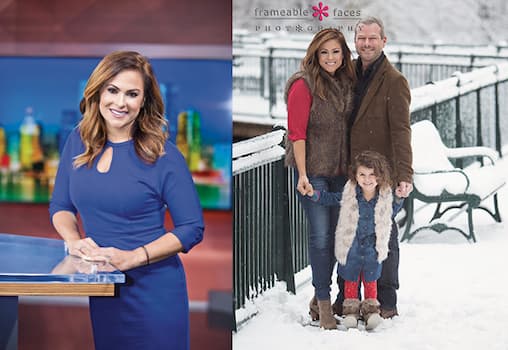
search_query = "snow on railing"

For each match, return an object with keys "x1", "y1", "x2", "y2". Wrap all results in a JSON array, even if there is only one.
[
  {"x1": 233, "y1": 44, "x2": 508, "y2": 63},
  {"x1": 410, "y1": 62, "x2": 508, "y2": 111},
  {"x1": 233, "y1": 35, "x2": 508, "y2": 60},
  {"x1": 233, "y1": 39, "x2": 508, "y2": 114},
  {"x1": 234, "y1": 62, "x2": 508, "y2": 176},
  {"x1": 232, "y1": 129, "x2": 286, "y2": 175}
]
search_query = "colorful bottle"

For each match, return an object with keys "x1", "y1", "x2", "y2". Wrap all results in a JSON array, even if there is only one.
[
  {"x1": 19, "y1": 107, "x2": 40, "y2": 170},
  {"x1": 176, "y1": 111, "x2": 189, "y2": 161},
  {"x1": 8, "y1": 131, "x2": 20, "y2": 175},
  {"x1": 188, "y1": 110, "x2": 201, "y2": 172},
  {"x1": 0, "y1": 124, "x2": 8, "y2": 183},
  {"x1": 0, "y1": 124, "x2": 5, "y2": 159}
]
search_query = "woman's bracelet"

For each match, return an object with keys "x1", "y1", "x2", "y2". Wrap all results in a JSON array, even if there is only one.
[{"x1": 141, "y1": 245, "x2": 150, "y2": 265}]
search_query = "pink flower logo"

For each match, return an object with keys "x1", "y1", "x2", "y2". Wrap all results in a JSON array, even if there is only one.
[{"x1": 312, "y1": 2, "x2": 329, "y2": 21}]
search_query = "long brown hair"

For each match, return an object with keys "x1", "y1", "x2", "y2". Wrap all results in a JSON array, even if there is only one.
[
  {"x1": 350, "y1": 150, "x2": 392, "y2": 190},
  {"x1": 74, "y1": 51, "x2": 167, "y2": 168},
  {"x1": 301, "y1": 28, "x2": 356, "y2": 100}
]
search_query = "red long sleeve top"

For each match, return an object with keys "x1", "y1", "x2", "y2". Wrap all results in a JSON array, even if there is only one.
[{"x1": 287, "y1": 78, "x2": 313, "y2": 142}]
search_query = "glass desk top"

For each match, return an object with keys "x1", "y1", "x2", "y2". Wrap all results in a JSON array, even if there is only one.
[{"x1": 0, "y1": 233, "x2": 125, "y2": 284}]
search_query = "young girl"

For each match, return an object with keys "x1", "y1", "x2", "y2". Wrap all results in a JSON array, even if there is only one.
[{"x1": 307, "y1": 150, "x2": 404, "y2": 330}]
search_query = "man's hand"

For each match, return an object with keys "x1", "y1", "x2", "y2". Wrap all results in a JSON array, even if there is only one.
[{"x1": 396, "y1": 181, "x2": 413, "y2": 198}]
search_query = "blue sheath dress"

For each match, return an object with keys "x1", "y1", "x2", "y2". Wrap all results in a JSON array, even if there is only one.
[{"x1": 49, "y1": 129, "x2": 204, "y2": 350}]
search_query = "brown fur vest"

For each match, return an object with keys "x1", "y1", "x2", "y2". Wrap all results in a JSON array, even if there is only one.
[{"x1": 284, "y1": 71, "x2": 353, "y2": 177}]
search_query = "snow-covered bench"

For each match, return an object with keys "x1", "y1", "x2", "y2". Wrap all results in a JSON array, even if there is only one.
[{"x1": 401, "y1": 120, "x2": 505, "y2": 242}]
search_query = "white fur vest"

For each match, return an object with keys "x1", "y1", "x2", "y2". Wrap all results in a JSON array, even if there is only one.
[{"x1": 335, "y1": 180, "x2": 393, "y2": 265}]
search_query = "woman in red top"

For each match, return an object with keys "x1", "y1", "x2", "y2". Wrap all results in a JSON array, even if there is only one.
[{"x1": 284, "y1": 28, "x2": 356, "y2": 329}]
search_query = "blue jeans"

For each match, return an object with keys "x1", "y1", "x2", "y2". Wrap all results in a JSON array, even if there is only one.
[{"x1": 297, "y1": 174, "x2": 346, "y2": 300}]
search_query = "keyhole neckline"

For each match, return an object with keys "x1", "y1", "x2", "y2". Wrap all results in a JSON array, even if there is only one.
[{"x1": 106, "y1": 139, "x2": 134, "y2": 147}]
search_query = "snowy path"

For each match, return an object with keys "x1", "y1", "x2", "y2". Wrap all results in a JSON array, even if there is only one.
[{"x1": 234, "y1": 157, "x2": 508, "y2": 350}]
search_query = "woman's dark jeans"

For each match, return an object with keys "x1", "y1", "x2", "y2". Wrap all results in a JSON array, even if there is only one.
[{"x1": 297, "y1": 174, "x2": 346, "y2": 301}]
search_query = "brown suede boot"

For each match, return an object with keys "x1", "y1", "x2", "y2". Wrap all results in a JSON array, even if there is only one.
[
  {"x1": 317, "y1": 300, "x2": 337, "y2": 330},
  {"x1": 342, "y1": 298, "x2": 361, "y2": 329},
  {"x1": 309, "y1": 296, "x2": 319, "y2": 321},
  {"x1": 360, "y1": 298, "x2": 383, "y2": 330}
]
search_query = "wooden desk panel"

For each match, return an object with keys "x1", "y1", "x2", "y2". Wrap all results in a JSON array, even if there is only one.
[{"x1": 0, "y1": 283, "x2": 114, "y2": 296}]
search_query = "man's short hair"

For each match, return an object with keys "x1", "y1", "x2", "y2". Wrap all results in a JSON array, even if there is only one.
[{"x1": 354, "y1": 16, "x2": 386, "y2": 39}]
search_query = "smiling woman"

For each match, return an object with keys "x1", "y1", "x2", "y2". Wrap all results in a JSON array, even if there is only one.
[
  {"x1": 317, "y1": 39, "x2": 344, "y2": 75},
  {"x1": 98, "y1": 70, "x2": 145, "y2": 143},
  {"x1": 74, "y1": 51, "x2": 167, "y2": 169},
  {"x1": 284, "y1": 28, "x2": 356, "y2": 330},
  {"x1": 49, "y1": 51, "x2": 204, "y2": 350}
]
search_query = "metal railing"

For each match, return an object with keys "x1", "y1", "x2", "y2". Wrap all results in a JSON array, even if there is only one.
[
  {"x1": 409, "y1": 64, "x2": 508, "y2": 160},
  {"x1": 233, "y1": 31, "x2": 508, "y2": 55},
  {"x1": 233, "y1": 129, "x2": 309, "y2": 319},
  {"x1": 233, "y1": 62, "x2": 508, "y2": 327},
  {"x1": 233, "y1": 43, "x2": 508, "y2": 117}
]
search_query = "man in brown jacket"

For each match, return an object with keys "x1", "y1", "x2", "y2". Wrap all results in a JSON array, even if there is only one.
[{"x1": 333, "y1": 16, "x2": 413, "y2": 319}]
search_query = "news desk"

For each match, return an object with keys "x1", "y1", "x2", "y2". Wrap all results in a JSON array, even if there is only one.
[{"x1": 0, "y1": 233, "x2": 125, "y2": 350}]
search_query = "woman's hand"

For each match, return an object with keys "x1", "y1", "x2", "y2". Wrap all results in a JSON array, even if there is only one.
[
  {"x1": 88, "y1": 246, "x2": 147, "y2": 271},
  {"x1": 52, "y1": 255, "x2": 116, "y2": 274},
  {"x1": 65, "y1": 237, "x2": 100, "y2": 258},
  {"x1": 297, "y1": 175, "x2": 313, "y2": 196}
]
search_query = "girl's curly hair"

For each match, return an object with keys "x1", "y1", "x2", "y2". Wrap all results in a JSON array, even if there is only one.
[{"x1": 350, "y1": 150, "x2": 393, "y2": 190}]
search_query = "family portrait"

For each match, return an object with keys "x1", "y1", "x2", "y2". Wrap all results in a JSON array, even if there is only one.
[{"x1": 1, "y1": 0, "x2": 508, "y2": 350}]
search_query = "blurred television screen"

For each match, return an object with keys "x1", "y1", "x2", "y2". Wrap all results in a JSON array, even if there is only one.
[{"x1": 0, "y1": 56, "x2": 232, "y2": 209}]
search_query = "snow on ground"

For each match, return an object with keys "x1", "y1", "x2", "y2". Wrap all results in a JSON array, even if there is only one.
[{"x1": 233, "y1": 155, "x2": 508, "y2": 350}]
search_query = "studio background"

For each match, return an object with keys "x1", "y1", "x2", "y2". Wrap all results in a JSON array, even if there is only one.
[{"x1": 0, "y1": 0, "x2": 233, "y2": 349}]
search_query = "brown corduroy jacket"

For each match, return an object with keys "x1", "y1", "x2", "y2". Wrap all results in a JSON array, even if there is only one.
[{"x1": 350, "y1": 57, "x2": 413, "y2": 185}]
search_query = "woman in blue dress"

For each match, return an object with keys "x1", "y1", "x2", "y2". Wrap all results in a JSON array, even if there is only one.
[{"x1": 49, "y1": 51, "x2": 204, "y2": 349}]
